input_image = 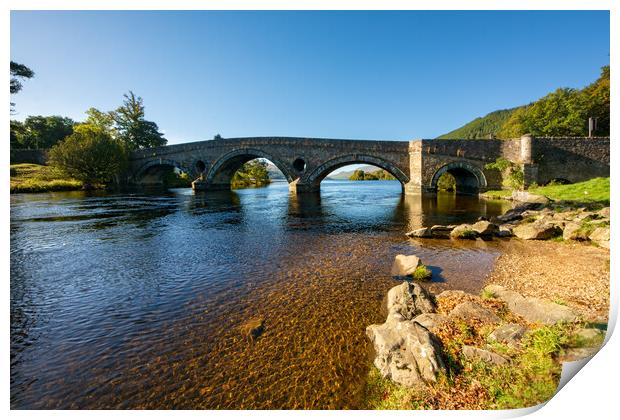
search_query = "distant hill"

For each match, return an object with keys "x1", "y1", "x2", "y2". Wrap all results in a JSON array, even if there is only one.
[
  {"x1": 266, "y1": 163, "x2": 286, "y2": 180},
  {"x1": 326, "y1": 165, "x2": 378, "y2": 180},
  {"x1": 436, "y1": 66, "x2": 609, "y2": 139},
  {"x1": 437, "y1": 107, "x2": 521, "y2": 139}
]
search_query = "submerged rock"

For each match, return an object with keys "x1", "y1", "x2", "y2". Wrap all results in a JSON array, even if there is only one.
[
  {"x1": 387, "y1": 281, "x2": 436, "y2": 321},
  {"x1": 241, "y1": 317, "x2": 265, "y2": 340},
  {"x1": 366, "y1": 320, "x2": 445, "y2": 388},
  {"x1": 391, "y1": 254, "x2": 423, "y2": 276},
  {"x1": 430, "y1": 225, "x2": 453, "y2": 238},
  {"x1": 483, "y1": 284, "x2": 578, "y2": 325},
  {"x1": 462, "y1": 345, "x2": 509, "y2": 365},
  {"x1": 449, "y1": 301, "x2": 501, "y2": 324}
]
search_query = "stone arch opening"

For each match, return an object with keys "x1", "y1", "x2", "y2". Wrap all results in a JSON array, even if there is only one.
[
  {"x1": 303, "y1": 154, "x2": 409, "y2": 191},
  {"x1": 134, "y1": 159, "x2": 193, "y2": 187},
  {"x1": 430, "y1": 161, "x2": 487, "y2": 195},
  {"x1": 206, "y1": 148, "x2": 295, "y2": 190}
]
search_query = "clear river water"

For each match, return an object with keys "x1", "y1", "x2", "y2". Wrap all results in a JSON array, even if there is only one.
[{"x1": 10, "y1": 180, "x2": 511, "y2": 409}]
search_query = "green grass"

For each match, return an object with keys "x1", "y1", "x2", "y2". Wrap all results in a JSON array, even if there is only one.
[
  {"x1": 412, "y1": 265, "x2": 433, "y2": 281},
  {"x1": 528, "y1": 178, "x2": 609, "y2": 205},
  {"x1": 481, "y1": 190, "x2": 512, "y2": 199},
  {"x1": 10, "y1": 163, "x2": 83, "y2": 193}
]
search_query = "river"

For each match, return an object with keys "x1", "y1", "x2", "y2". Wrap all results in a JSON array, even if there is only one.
[{"x1": 10, "y1": 180, "x2": 511, "y2": 409}]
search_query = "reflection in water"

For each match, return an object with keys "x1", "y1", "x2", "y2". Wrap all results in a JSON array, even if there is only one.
[{"x1": 10, "y1": 180, "x2": 511, "y2": 409}]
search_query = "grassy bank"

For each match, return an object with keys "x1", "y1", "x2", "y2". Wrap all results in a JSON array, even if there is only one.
[
  {"x1": 484, "y1": 177, "x2": 610, "y2": 205},
  {"x1": 10, "y1": 164, "x2": 83, "y2": 193}
]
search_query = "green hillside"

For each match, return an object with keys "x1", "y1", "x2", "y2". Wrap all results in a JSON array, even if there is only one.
[{"x1": 437, "y1": 66, "x2": 609, "y2": 139}]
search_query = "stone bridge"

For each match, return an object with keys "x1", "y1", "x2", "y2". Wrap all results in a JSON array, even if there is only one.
[{"x1": 127, "y1": 136, "x2": 610, "y2": 194}]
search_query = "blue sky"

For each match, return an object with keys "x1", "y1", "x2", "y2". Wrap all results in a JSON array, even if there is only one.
[{"x1": 11, "y1": 10, "x2": 609, "y2": 145}]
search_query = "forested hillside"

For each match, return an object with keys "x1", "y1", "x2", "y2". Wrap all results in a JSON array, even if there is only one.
[{"x1": 438, "y1": 66, "x2": 609, "y2": 139}]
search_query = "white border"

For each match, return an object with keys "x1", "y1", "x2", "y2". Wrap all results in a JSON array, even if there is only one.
[{"x1": 3, "y1": 1, "x2": 617, "y2": 419}]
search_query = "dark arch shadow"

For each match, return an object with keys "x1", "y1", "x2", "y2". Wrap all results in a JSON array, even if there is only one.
[
  {"x1": 430, "y1": 161, "x2": 487, "y2": 195},
  {"x1": 205, "y1": 148, "x2": 296, "y2": 190},
  {"x1": 302, "y1": 154, "x2": 409, "y2": 191},
  {"x1": 133, "y1": 159, "x2": 193, "y2": 187}
]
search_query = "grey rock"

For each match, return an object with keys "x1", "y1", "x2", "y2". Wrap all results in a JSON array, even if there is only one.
[
  {"x1": 560, "y1": 347, "x2": 599, "y2": 363},
  {"x1": 406, "y1": 227, "x2": 432, "y2": 238},
  {"x1": 472, "y1": 220, "x2": 499, "y2": 237},
  {"x1": 511, "y1": 191, "x2": 550, "y2": 204},
  {"x1": 563, "y1": 222, "x2": 590, "y2": 241},
  {"x1": 589, "y1": 226, "x2": 610, "y2": 248},
  {"x1": 483, "y1": 284, "x2": 579, "y2": 325},
  {"x1": 513, "y1": 221, "x2": 562, "y2": 240},
  {"x1": 450, "y1": 224, "x2": 478, "y2": 239},
  {"x1": 462, "y1": 345, "x2": 509, "y2": 365},
  {"x1": 575, "y1": 327, "x2": 605, "y2": 343},
  {"x1": 489, "y1": 323, "x2": 527, "y2": 346},
  {"x1": 598, "y1": 207, "x2": 610, "y2": 218},
  {"x1": 430, "y1": 225, "x2": 453, "y2": 238},
  {"x1": 496, "y1": 225, "x2": 513, "y2": 237},
  {"x1": 413, "y1": 313, "x2": 450, "y2": 330},
  {"x1": 391, "y1": 254, "x2": 422, "y2": 276},
  {"x1": 449, "y1": 301, "x2": 501, "y2": 324},
  {"x1": 492, "y1": 203, "x2": 543, "y2": 224},
  {"x1": 366, "y1": 320, "x2": 445, "y2": 388},
  {"x1": 387, "y1": 281, "x2": 436, "y2": 321}
]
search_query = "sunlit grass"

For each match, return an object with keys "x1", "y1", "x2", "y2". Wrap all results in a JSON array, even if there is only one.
[{"x1": 10, "y1": 163, "x2": 83, "y2": 193}]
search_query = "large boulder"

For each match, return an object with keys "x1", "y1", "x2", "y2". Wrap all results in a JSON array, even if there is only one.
[
  {"x1": 449, "y1": 301, "x2": 501, "y2": 324},
  {"x1": 387, "y1": 281, "x2": 436, "y2": 321},
  {"x1": 492, "y1": 203, "x2": 543, "y2": 224},
  {"x1": 391, "y1": 254, "x2": 422, "y2": 276},
  {"x1": 450, "y1": 224, "x2": 478, "y2": 239},
  {"x1": 366, "y1": 320, "x2": 445, "y2": 388},
  {"x1": 483, "y1": 284, "x2": 578, "y2": 325},
  {"x1": 472, "y1": 220, "x2": 499, "y2": 237},
  {"x1": 513, "y1": 221, "x2": 562, "y2": 240},
  {"x1": 413, "y1": 313, "x2": 450, "y2": 330},
  {"x1": 430, "y1": 225, "x2": 453, "y2": 238},
  {"x1": 406, "y1": 227, "x2": 432, "y2": 238},
  {"x1": 462, "y1": 345, "x2": 508, "y2": 365}
]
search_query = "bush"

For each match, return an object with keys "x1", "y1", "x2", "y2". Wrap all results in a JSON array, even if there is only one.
[
  {"x1": 484, "y1": 157, "x2": 524, "y2": 191},
  {"x1": 412, "y1": 265, "x2": 432, "y2": 281},
  {"x1": 48, "y1": 124, "x2": 128, "y2": 189}
]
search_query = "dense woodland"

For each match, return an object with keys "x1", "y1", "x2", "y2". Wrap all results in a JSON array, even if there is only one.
[{"x1": 438, "y1": 66, "x2": 610, "y2": 139}]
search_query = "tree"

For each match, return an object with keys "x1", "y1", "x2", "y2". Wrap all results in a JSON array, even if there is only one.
[
  {"x1": 349, "y1": 169, "x2": 366, "y2": 180},
  {"x1": 10, "y1": 61, "x2": 34, "y2": 110},
  {"x1": 231, "y1": 159, "x2": 271, "y2": 188},
  {"x1": 84, "y1": 107, "x2": 117, "y2": 138},
  {"x1": 114, "y1": 91, "x2": 167, "y2": 150},
  {"x1": 484, "y1": 157, "x2": 524, "y2": 191},
  {"x1": 10, "y1": 115, "x2": 75, "y2": 149},
  {"x1": 48, "y1": 124, "x2": 128, "y2": 188}
]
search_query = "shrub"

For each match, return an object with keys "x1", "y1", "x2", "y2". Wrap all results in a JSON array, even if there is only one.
[
  {"x1": 48, "y1": 124, "x2": 128, "y2": 189},
  {"x1": 412, "y1": 265, "x2": 432, "y2": 281}
]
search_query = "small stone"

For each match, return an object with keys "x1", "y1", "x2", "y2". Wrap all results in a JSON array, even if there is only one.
[
  {"x1": 449, "y1": 301, "x2": 501, "y2": 324},
  {"x1": 391, "y1": 254, "x2": 423, "y2": 276},
  {"x1": 462, "y1": 345, "x2": 509, "y2": 365},
  {"x1": 489, "y1": 323, "x2": 527, "y2": 346},
  {"x1": 406, "y1": 227, "x2": 432, "y2": 238}
]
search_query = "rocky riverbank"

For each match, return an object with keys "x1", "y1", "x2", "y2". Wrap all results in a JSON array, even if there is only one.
[{"x1": 364, "y1": 273, "x2": 606, "y2": 409}]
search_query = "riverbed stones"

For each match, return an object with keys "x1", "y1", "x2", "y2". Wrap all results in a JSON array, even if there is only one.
[
  {"x1": 472, "y1": 220, "x2": 499, "y2": 237},
  {"x1": 391, "y1": 254, "x2": 424, "y2": 277},
  {"x1": 512, "y1": 221, "x2": 562, "y2": 240},
  {"x1": 241, "y1": 317, "x2": 265, "y2": 340},
  {"x1": 489, "y1": 323, "x2": 527, "y2": 346},
  {"x1": 450, "y1": 224, "x2": 478, "y2": 239},
  {"x1": 483, "y1": 284, "x2": 578, "y2": 325},
  {"x1": 462, "y1": 345, "x2": 509, "y2": 366},
  {"x1": 412, "y1": 313, "x2": 450, "y2": 330},
  {"x1": 387, "y1": 281, "x2": 436, "y2": 321},
  {"x1": 430, "y1": 225, "x2": 453, "y2": 238},
  {"x1": 449, "y1": 301, "x2": 501, "y2": 324},
  {"x1": 563, "y1": 222, "x2": 590, "y2": 241},
  {"x1": 406, "y1": 227, "x2": 432, "y2": 238}
]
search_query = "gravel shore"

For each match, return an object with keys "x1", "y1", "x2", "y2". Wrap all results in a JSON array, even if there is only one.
[{"x1": 485, "y1": 240, "x2": 610, "y2": 323}]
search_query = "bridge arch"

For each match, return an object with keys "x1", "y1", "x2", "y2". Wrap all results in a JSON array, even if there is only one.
[
  {"x1": 134, "y1": 158, "x2": 194, "y2": 185},
  {"x1": 206, "y1": 148, "x2": 297, "y2": 188},
  {"x1": 303, "y1": 154, "x2": 410, "y2": 189},
  {"x1": 430, "y1": 161, "x2": 487, "y2": 194}
]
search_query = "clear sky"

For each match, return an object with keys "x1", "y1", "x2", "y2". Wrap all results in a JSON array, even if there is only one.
[{"x1": 10, "y1": 10, "x2": 610, "y2": 145}]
